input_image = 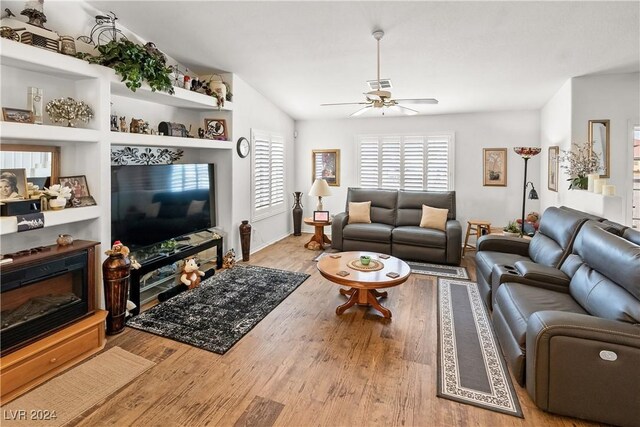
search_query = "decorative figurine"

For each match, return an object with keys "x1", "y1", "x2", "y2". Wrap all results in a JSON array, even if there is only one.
[
  {"x1": 180, "y1": 257, "x2": 205, "y2": 290},
  {"x1": 45, "y1": 97, "x2": 93, "y2": 127},
  {"x1": 21, "y1": 0, "x2": 47, "y2": 29},
  {"x1": 110, "y1": 114, "x2": 119, "y2": 131},
  {"x1": 222, "y1": 248, "x2": 236, "y2": 269},
  {"x1": 105, "y1": 240, "x2": 130, "y2": 257},
  {"x1": 141, "y1": 121, "x2": 150, "y2": 134},
  {"x1": 129, "y1": 118, "x2": 144, "y2": 134},
  {"x1": 119, "y1": 116, "x2": 127, "y2": 132},
  {"x1": 77, "y1": 11, "x2": 125, "y2": 47}
]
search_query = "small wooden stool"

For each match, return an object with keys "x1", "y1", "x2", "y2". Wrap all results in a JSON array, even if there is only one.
[{"x1": 462, "y1": 220, "x2": 491, "y2": 256}]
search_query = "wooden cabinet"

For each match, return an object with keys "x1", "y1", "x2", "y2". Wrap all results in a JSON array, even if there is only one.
[{"x1": 0, "y1": 310, "x2": 107, "y2": 404}]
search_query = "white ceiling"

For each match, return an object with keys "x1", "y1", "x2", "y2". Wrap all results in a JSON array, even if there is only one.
[{"x1": 86, "y1": 1, "x2": 639, "y2": 120}]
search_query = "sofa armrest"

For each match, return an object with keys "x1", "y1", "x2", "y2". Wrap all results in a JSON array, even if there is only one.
[
  {"x1": 476, "y1": 234, "x2": 530, "y2": 256},
  {"x1": 331, "y1": 212, "x2": 349, "y2": 251},
  {"x1": 526, "y1": 311, "x2": 640, "y2": 425},
  {"x1": 513, "y1": 260, "x2": 570, "y2": 289},
  {"x1": 445, "y1": 219, "x2": 462, "y2": 265}
]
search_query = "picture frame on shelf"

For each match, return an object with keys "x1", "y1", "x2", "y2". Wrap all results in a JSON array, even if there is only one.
[
  {"x1": 204, "y1": 118, "x2": 228, "y2": 141},
  {"x1": 72, "y1": 195, "x2": 97, "y2": 208},
  {"x1": 313, "y1": 210, "x2": 330, "y2": 222},
  {"x1": 2, "y1": 108, "x2": 35, "y2": 124},
  {"x1": 0, "y1": 168, "x2": 28, "y2": 201},
  {"x1": 483, "y1": 148, "x2": 507, "y2": 187},
  {"x1": 312, "y1": 149, "x2": 340, "y2": 186},
  {"x1": 59, "y1": 175, "x2": 91, "y2": 199},
  {"x1": 548, "y1": 146, "x2": 559, "y2": 192}
]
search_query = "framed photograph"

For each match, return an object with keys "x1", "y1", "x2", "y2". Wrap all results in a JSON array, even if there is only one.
[
  {"x1": 313, "y1": 210, "x2": 330, "y2": 222},
  {"x1": 2, "y1": 108, "x2": 35, "y2": 124},
  {"x1": 588, "y1": 119, "x2": 610, "y2": 178},
  {"x1": 204, "y1": 118, "x2": 228, "y2": 141},
  {"x1": 312, "y1": 149, "x2": 340, "y2": 186},
  {"x1": 0, "y1": 168, "x2": 28, "y2": 201},
  {"x1": 59, "y1": 175, "x2": 91, "y2": 198},
  {"x1": 548, "y1": 146, "x2": 559, "y2": 192},
  {"x1": 483, "y1": 148, "x2": 507, "y2": 187},
  {"x1": 71, "y1": 195, "x2": 97, "y2": 208}
]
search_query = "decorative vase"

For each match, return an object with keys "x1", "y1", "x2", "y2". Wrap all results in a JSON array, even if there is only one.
[
  {"x1": 102, "y1": 252, "x2": 131, "y2": 335},
  {"x1": 239, "y1": 220, "x2": 252, "y2": 262},
  {"x1": 292, "y1": 192, "x2": 303, "y2": 236},
  {"x1": 56, "y1": 234, "x2": 74, "y2": 246}
]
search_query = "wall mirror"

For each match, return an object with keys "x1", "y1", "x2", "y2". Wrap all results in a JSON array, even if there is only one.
[
  {"x1": 588, "y1": 119, "x2": 610, "y2": 178},
  {"x1": 0, "y1": 144, "x2": 60, "y2": 189}
]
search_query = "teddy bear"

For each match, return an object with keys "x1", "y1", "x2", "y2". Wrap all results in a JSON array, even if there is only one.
[
  {"x1": 222, "y1": 248, "x2": 236, "y2": 269},
  {"x1": 180, "y1": 257, "x2": 205, "y2": 289}
]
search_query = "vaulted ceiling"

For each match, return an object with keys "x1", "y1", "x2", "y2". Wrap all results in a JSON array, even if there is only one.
[{"x1": 87, "y1": 1, "x2": 639, "y2": 120}]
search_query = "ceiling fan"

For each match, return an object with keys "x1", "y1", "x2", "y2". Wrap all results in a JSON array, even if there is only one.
[{"x1": 321, "y1": 29, "x2": 438, "y2": 117}]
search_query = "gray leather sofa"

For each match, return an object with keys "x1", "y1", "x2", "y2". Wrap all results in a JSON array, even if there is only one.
[
  {"x1": 331, "y1": 188, "x2": 461, "y2": 265},
  {"x1": 493, "y1": 222, "x2": 640, "y2": 426},
  {"x1": 475, "y1": 207, "x2": 589, "y2": 309}
]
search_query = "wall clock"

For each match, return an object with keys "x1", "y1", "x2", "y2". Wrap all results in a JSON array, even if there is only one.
[{"x1": 237, "y1": 137, "x2": 250, "y2": 158}]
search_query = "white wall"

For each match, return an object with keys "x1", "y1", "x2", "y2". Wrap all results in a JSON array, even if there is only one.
[
  {"x1": 231, "y1": 76, "x2": 295, "y2": 254},
  {"x1": 539, "y1": 79, "x2": 572, "y2": 210},
  {"x1": 294, "y1": 111, "x2": 541, "y2": 234},
  {"x1": 540, "y1": 73, "x2": 639, "y2": 224},
  {"x1": 571, "y1": 73, "x2": 639, "y2": 224}
]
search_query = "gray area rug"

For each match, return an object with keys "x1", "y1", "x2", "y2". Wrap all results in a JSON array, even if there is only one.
[
  {"x1": 437, "y1": 278, "x2": 523, "y2": 418},
  {"x1": 127, "y1": 265, "x2": 309, "y2": 354},
  {"x1": 313, "y1": 251, "x2": 469, "y2": 279}
]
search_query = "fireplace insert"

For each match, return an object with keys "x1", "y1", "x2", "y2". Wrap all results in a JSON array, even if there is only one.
[{"x1": 0, "y1": 241, "x2": 97, "y2": 356}]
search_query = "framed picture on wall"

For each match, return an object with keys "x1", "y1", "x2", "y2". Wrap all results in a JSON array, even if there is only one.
[
  {"x1": 548, "y1": 146, "x2": 559, "y2": 192},
  {"x1": 483, "y1": 148, "x2": 507, "y2": 186},
  {"x1": 312, "y1": 149, "x2": 340, "y2": 186}
]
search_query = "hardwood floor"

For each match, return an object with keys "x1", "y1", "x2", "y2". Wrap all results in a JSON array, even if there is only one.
[{"x1": 74, "y1": 234, "x2": 598, "y2": 427}]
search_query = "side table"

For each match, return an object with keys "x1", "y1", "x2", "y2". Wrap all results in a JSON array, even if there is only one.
[
  {"x1": 462, "y1": 219, "x2": 492, "y2": 257},
  {"x1": 303, "y1": 217, "x2": 332, "y2": 250}
]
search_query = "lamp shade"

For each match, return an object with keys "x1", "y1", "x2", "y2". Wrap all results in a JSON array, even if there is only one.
[
  {"x1": 513, "y1": 147, "x2": 541, "y2": 158},
  {"x1": 309, "y1": 178, "x2": 332, "y2": 197}
]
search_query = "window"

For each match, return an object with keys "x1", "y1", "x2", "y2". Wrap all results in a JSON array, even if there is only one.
[
  {"x1": 357, "y1": 134, "x2": 454, "y2": 191},
  {"x1": 251, "y1": 129, "x2": 285, "y2": 221}
]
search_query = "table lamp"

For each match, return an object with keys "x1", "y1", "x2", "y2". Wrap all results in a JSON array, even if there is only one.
[
  {"x1": 514, "y1": 147, "x2": 541, "y2": 237},
  {"x1": 309, "y1": 178, "x2": 332, "y2": 211}
]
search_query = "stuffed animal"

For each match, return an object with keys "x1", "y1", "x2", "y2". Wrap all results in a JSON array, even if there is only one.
[
  {"x1": 222, "y1": 248, "x2": 236, "y2": 269},
  {"x1": 105, "y1": 240, "x2": 130, "y2": 257},
  {"x1": 180, "y1": 257, "x2": 205, "y2": 289}
]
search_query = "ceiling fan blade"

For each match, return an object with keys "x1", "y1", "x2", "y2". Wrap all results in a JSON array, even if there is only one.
[
  {"x1": 321, "y1": 102, "x2": 370, "y2": 106},
  {"x1": 392, "y1": 105, "x2": 419, "y2": 115},
  {"x1": 364, "y1": 92, "x2": 382, "y2": 102},
  {"x1": 393, "y1": 98, "x2": 439, "y2": 105},
  {"x1": 350, "y1": 106, "x2": 372, "y2": 117}
]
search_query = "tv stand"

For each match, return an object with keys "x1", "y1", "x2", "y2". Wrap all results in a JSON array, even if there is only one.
[{"x1": 128, "y1": 232, "x2": 223, "y2": 316}]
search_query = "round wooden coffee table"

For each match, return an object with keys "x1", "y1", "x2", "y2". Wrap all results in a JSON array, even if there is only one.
[{"x1": 317, "y1": 251, "x2": 411, "y2": 319}]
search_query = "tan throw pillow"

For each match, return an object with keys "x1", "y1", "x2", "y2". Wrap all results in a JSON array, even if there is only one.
[
  {"x1": 348, "y1": 201, "x2": 372, "y2": 224},
  {"x1": 420, "y1": 205, "x2": 449, "y2": 231}
]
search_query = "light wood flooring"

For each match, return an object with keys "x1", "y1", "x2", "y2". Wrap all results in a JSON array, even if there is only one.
[{"x1": 74, "y1": 234, "x2": 598, "y2": 427}]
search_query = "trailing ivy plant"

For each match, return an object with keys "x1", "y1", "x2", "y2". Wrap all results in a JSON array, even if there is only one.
[{"x1": 78, "y1": 40, "x2": 174, "y2": 94}]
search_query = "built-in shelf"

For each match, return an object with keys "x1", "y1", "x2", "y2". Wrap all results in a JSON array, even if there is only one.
[
  {"x1": 564, "y1": 189, "x2": 624, "y2": 223},
  {"x1": 110, "y1": 74, "x2": 233, "y2": 111},
  {"x1": 0, "y1": 38, "x2": 101, "y2": 79},
  {"x1": 0, "y1": 122, "x2": 101, "y2": 144},
  {"x1": 0, "y1": 206, "x2": 102, "y2": 236},
  {"x1": 109, "y1": 132, "x2": 233, "y2": 149}
]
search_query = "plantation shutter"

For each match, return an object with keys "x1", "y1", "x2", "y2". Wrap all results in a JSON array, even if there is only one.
[
  {"x1": 426, "y1": 138, "x2": 449, "y2": 191},
  {"x1": 358, "y1": 134, "x2": 453, "y2": 191},
  {"x1": 252, "y1": 130, "x2": 286, "y2": 220}
]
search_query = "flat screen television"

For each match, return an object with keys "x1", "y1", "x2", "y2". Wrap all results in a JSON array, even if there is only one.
[{"x1": 111, "y1": 163, "x2": 215, "y2": 250}]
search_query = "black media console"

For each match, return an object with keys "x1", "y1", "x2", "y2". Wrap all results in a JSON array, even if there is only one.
[{"x1": 128, "y1": 233, "x2": 223, "y2": 316}]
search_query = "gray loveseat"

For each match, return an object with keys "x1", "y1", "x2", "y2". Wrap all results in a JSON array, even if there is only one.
[{"x1": 331, "y1": 188, "x2": 461, "y2": 265}]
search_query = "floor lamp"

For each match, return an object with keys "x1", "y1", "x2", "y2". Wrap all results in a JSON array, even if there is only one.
[{"x1": 514, "y1": 147, "x2": 541, "y2": 237}]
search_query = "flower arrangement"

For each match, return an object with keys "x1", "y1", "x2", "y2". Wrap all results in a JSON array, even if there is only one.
[
  {"x1": 560, "y1": 142, "x2": 600, "y2": 190},
  {"x1": 43, "y1": 184, "x2": 72, "y2": 200}
]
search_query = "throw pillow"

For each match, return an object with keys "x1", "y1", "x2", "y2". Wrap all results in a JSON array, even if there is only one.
[
  {"x1": 420, "y1": 205, "x2": 449, "y2": 231},
  {"x1": 348, "y1": 201, "x2": 372, "y2": 224}
]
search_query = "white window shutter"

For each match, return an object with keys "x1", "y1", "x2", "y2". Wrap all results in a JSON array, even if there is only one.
[
  {"x1": 380, "y1": 137, "x2": 401, "y2": 189},
  {"x1": 426, "y1": 138, "x2": 449, "y2": 191},
  {"x1": 403, "y1": 136, "x2": 425, "y2": 191},
  {"x1": 252, "y1": 130, "x2": 286, "y2": 221},
  {"x1": 359, "y1": 138, "x2": 380, "y2": 188}
]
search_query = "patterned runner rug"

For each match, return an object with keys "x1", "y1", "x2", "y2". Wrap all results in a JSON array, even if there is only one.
[
  {"x1": 313, "y1": 251, "x2": 468, "y2": 279},
  {"x1": 437, "y1": 278, "x2": 523, "y2": 418},
  {"x1": 128, "y1": 265, "x2": 309, "y2": 354}
]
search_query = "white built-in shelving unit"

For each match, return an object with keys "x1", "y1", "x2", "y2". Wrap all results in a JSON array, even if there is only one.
[{"x1": 0, "y1": 38, "x2": 235, "y2": 255}]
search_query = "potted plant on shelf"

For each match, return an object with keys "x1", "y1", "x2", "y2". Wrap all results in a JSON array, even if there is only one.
[
  {"x1": 503, "y1": 221, "x2": 521, "y2": 238},
  {"x1": 78, "y1": 40, "x2": 174, "y2": 94},
  {"x1": 560, "y1": 142, "x2": 600, "y2": 190}
]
